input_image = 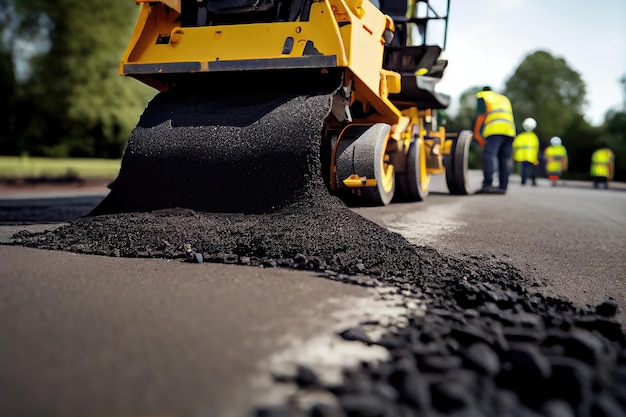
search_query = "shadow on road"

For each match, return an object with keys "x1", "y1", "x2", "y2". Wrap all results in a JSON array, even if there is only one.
[{"x1": 0, "y1": 194, "x2": 108, "y2": 224}]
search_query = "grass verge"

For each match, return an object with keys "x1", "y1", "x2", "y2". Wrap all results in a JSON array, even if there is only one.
[{"x1": 0, "y1": 156, "x2": 121, "y2": 181}]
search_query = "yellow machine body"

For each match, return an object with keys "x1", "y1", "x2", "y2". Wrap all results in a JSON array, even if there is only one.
[
  {"x1": 119, "y1": 0, "x2": 471, "y2": 205},
  {"x1": 123, "y1": 0, "x2": 400, "y2": 119}
]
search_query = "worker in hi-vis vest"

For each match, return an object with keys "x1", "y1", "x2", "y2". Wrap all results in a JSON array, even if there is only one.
[
  {"x1": 543, "y1": 137, "x2": 568, "y2": 186},
  {"x1": 474, "y1": 86, "x2": 516, "y2": 194},
  {"x1": 512, "y1": 117, "x2": 540, "y2": 186},
  {"x1": 590, "y1": 147, "x2": 615, "y2": 189}
]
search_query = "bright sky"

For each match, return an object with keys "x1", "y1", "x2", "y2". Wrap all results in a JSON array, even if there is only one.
[{"x1": 435, "y1": 0, "x2": 626, "y2": 126}]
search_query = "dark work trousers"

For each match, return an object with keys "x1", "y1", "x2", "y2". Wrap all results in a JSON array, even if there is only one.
[
  {"x1": 483, "y1": 135, "x2": 514, "y2": 190},
  {"x1": 520, "y1": 161, "x2": 537, "y2": 185}
]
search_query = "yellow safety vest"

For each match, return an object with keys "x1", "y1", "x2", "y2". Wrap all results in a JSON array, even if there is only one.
[
  {"x1": 590, "y1": 148, "x2": 615, "y2": 179},
  {"x1": 512, "y1": 131, "x2": 539, "y2": 164},
  {"x1": 544, "y1": 145, "x2": 568, "y2": 174},
  {"x1": 476, "y1": 91, "x2": 516, "y2": 138}
]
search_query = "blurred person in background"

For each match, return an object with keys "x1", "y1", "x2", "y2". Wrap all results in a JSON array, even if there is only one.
[
  {"x1": 544, "y1": 137, "x2": 568, "y2": 186},
  {"x1": 590, "y1": 147, "x2": 615, "y2": 189},
  {"x1": 474, "y1": 86, "x2": 516, "y2": 194},
  {"x1": 513, "y1": 117, "x2": 540, "y2": 186}
]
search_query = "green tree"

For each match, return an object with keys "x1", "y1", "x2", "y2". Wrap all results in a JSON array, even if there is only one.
[
  {"x1": 12, "y1": 0, "x2": 154, "y2": 157},
  {"x1": 599, "y1": 110, "x2": 626, "y2": 181},
  {"x1": 504, "y1": 50, "x2": 587, "y2": 146},
  {"x1": 1, "y1": 0, "x2": 56, "y2": 153},
  {"x1": 444, "y1": 86, "x2": 482, "y2": 132},
  {"x1": 560, "y1": 113, "x2": 603, "y2": 179},
  {"x1": 441, "y1": 86, "x2": 485, "y2": 169},
  {"x1": 0, "y1": 48, "x2": 17, "y2": 153},
  {"x1": 0, "y1": 47, "x2": 16, "y2": 152},
  {"x1": 0, "y1": 0, "x2": 17, "y2": 152}
]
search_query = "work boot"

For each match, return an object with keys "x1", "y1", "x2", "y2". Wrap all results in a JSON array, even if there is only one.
[{"x1": 477, "y1": 185, "x2": 505, "y2": 195}]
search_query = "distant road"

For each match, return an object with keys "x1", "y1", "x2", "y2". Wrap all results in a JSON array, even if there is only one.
[{"x1": 0, "y1": 180, "x2": 110, "y2": 224}]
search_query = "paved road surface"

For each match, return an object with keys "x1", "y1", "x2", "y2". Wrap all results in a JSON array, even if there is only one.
[
  {"x1": 1, "y1": 245, "x2": 406, "y2": 417},
  {"x1": 355, "y1": 172, "x2": 626, "y2": 324},
  {"x1": 1, "y1": 172, "x2": 625, "y2": 416}
]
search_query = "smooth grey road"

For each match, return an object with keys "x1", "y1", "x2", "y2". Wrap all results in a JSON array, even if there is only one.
[
  {"x1": 1, "y1": 171, "x2": 625, "y2": 416},
  {"x1": 0, "y1": 246, "x2": 400, "y2": 417},
  {"x1": 355, "y1": 171, "x2": 626, "y2": 324}
]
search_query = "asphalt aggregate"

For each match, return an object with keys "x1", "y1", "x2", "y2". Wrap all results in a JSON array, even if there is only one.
[{"x1": 7, "y1": 86, "x2": 626, "y2": 416}]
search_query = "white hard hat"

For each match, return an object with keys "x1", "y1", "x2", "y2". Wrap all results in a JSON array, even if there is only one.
[
  {"x1": 550, "y1": 137, "x2": 562, "y2": 146},
  {"x1": 522, "y1": 118, "x2": 537, "y2": 132}
]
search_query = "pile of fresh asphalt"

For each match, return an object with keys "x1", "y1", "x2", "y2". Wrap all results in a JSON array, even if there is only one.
[{"x1": 10, "y1": 85, "x2": 626, "y2": 417}]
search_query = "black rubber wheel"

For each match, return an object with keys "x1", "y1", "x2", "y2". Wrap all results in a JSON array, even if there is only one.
[
  {"x1": 335, "y1": 124, "x2": 395, "y2": 205},
  {"x1": 397, "y1": 129, "x2": 429, "y2": 201},
  {"x1": 445, "y1": 130, "x2": 472, "y2": 195}
]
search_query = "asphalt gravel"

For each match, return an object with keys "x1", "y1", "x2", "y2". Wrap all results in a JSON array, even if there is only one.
[{"x1": 8, "y1": 86, "x2": 626, "y2": 416}]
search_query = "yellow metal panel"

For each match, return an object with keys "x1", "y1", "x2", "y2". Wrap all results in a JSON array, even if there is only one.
[
  {"x1": 120, "y1": 0, "x2": 403, "y2": 125},
  {"x1": 343, "y1": 175, "x2": 367, "y2": 187},
  {"x1": 120, "y1": 4, "x2": 153, "y2": 71},
  {"x1": 135, "y1": 0, "x2": 181, "y2": 14},
  {"x1": 122, "y1": 2, "x2": 348, "y2": 68},
  {"x1": 342, "y1": 176, "x2": 378, "y2": 188},
  {"x1": 342, "y1": 0, "x2": 366, "y2": 18},
  {"x1": 382, "y1": 70, "x2": 401, "y2": 94},
  {"x1": 426, "y1": 167, "x2": 445, "y2": 175},
  {"x1": 335, "y1": 0, "x2": 385, "y2": 96}
]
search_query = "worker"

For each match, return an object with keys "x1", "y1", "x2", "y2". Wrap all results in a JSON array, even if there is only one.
[
  {"x1": 474, "y1": 86, "x2": 516, "y2": 194},
  {"x1": 590, "y1": 147, "x2": 615, "y2": 189},
  {"x1": 512, "y1": 117, "x2": 540, "y2": 186},
  {"x1": 543, "y1": 137, "x2": 568, "y2": 186}
]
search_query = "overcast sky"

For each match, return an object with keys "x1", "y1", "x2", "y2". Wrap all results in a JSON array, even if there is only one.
[{"x1": 435, "y1": 0, "x2": 626, "y2": 126}]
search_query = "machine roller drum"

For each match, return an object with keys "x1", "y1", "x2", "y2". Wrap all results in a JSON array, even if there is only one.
[
  {"x1": 396, "y1": 126, "x2": 429, "y2": 201},
  {"x1": 445, "y1": 129, "x2": 472, "y2": 195},
  {"x1": 335, "y1": 124, "x2": 395, "y2": 205}
]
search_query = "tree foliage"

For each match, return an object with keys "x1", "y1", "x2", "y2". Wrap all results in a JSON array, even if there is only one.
[
  {"x1": 0, "y1": 0, "x2": 18, "y2": 152},
  {"x1": 600, "y1": 110, "x2": 626, "y2": 179},
  {"x1": 444, "y1": 86, "x2": 482, "y2": 132},
  {"x1": 440, "y1": 86, "x2": 484, "y2": 169},
  {"x1": 504, "y1": 50, "x2": 587, "y2": 146},
  {"x1": 3, "y1": 0, "x2": 155, "y2": 157},
  {"x1": 0, "y1": 48, "x2": 16, "y2": 146}
]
